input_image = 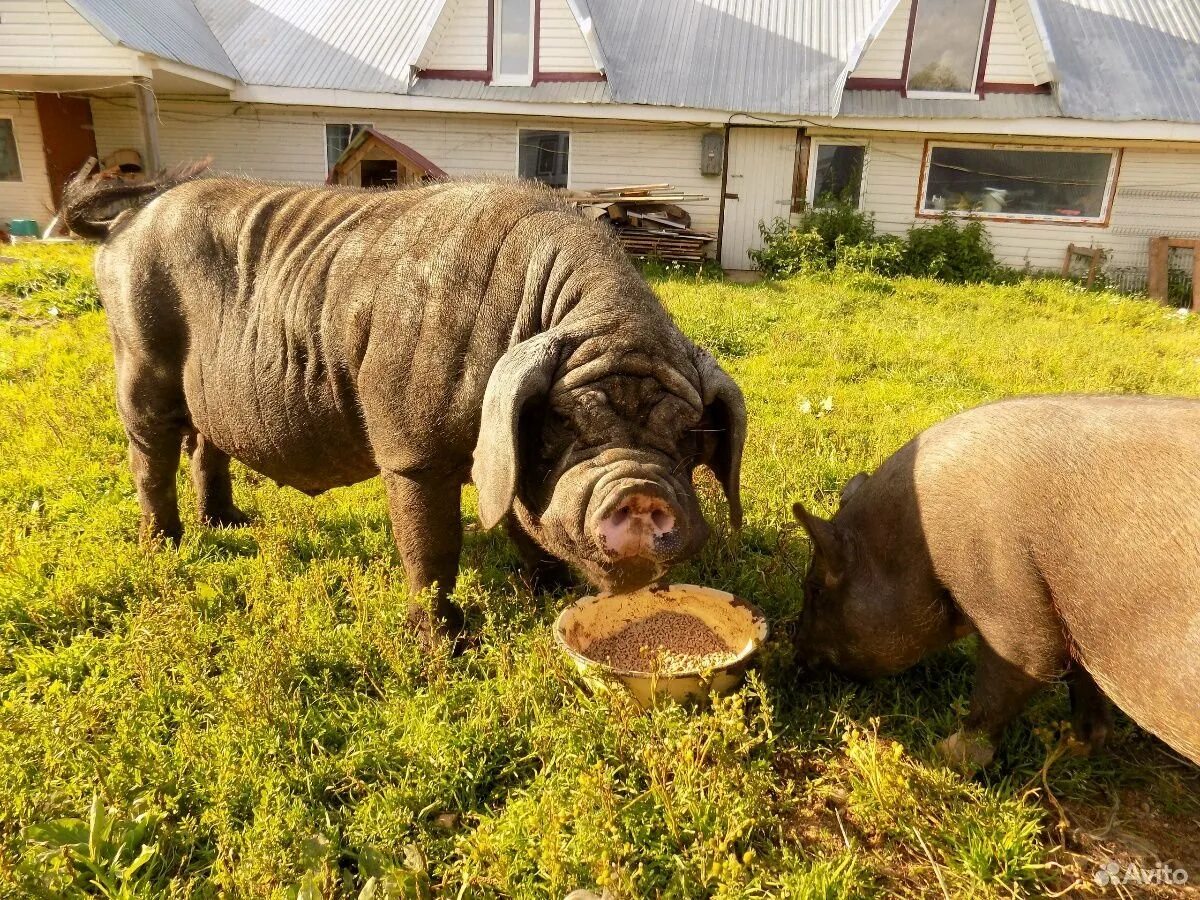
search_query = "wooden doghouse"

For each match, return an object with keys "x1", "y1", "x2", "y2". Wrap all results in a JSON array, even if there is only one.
[{"x1": 327, "y1": 128, "x2": 447, "y2": 188}]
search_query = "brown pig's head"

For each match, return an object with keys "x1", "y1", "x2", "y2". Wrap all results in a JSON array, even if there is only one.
[
  {"x1": 791, "y1": 472, "x2": 965, "y2": 679},
  {"x1": 472, "y1": 331, "x2": 746, "y2": 593}
]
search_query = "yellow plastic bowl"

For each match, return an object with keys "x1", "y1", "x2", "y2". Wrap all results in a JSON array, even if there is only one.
[{"x1": 553, "y1": 584, "x2": 769, "y2": 708}]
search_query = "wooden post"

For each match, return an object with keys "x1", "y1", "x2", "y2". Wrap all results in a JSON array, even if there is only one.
[
  {"x1": 134, "y1": 76, "x2": 162, "y2": 174},
  {"x1": 1147, "y1": 236, "x2": 1170, "y2": 303},
  {"x1": 1192, "y1": 244, "x2": 1200, "y2": 312},
  {"x1": 791, "y1": 132, "x2": 810, "y2": 215}
]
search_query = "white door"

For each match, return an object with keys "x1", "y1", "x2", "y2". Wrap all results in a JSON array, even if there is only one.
[{"x1": 720, "y1": 127, "x2": 799, "y2": 270}]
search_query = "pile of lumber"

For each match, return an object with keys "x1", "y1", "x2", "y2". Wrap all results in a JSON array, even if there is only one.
[{"x1": 564, "y1": 183, "x2": 714, "y2": 263}]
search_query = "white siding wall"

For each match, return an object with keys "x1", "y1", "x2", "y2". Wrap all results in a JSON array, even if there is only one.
[
  {"x1": 0, "y1": 94, "x2": 53, "y2": 225},
  {"x1": 419, "y1": 0, "x2": 489, "y2": 71},
  {"x1": 90, "y1": 99, "x2": 722, "y2": 235},
  {"x1": 0, "y1": 0, "x2": 138, "y2": 75},
  {"x1": 1010, "y1": 0, "x2": 1051, "y2": 83},
  {"x1": 982, "y1": 0, "x2": 1038, "y2": 84},
  {"x1": 851, "y1": 0, "x2": 1048, "y2": 86},
  {"x1": 817, "y1": 129, "x2": 1200, "y2": 276},
  {"x1": 538, "y1": 0, "x2": 597, "y2": 73},
  {"x1": 850, "y1": 0, "x2": 909, "y2": 81}
]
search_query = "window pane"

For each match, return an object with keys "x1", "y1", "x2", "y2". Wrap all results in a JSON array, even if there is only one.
[
  {"x1": 907, "y1": 0, "x2": 988, "y2": 93},
  {"x1": 518, "y1": 130, "x2": 569, "y2": 188},
  {"x1": 812, "y1": 144, "x2": 865, "y2": 206},
  {"x1": 924, "y1": 146, "x2": 1114, "y2": 219},
  {"x1": 326, "y1": 123, "x2": 368, "y2": 172},
  {"x1": 498, "y1": 0, "x2": 532, "y2": 78},
  {"x1": 0, "y1": 120, "x2": 20, "y2": 182}
]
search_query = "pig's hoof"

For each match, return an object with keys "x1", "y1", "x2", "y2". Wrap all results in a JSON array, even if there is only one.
[
  {"x1": 142, "y1": 519, "x2": 183, "y2": 547},
  {"x1": 202, "y1": 506, "x2": 251, "y2": 528},
  {"x1": 409, "y1": 603, "x2": 469, "y2": 656},
  {"x1": 1066, "y1": 721, "x2": 1109, "y2": 757},
  {"x1": 937, "y1": 730, "x2": 995, "y2": 770}
]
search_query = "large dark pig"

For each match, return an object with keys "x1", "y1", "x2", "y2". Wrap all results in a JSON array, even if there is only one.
[
  {"x1": 792, "y1": 395, "x2": 1200, "y2": 768},
  {"x1": 62, "y1": 173, "x2": 746, "y2": 642}
]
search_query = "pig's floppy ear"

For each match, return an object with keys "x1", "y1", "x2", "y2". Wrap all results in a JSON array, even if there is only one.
[
  {"x1": 472, "y1": 334, "x2": 561, "y2": 530},
  {"x1": 792, "y1": 503, "x2": 848, "y2": 583},
  {"x1": 696, "y1": 349, "x2": 748, "y2": 528}
]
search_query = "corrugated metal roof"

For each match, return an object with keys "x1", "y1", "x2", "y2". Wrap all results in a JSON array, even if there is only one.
[
  {"x1": 590, "y1": 0, "x2": 890, "y2": 116},
  {"x1": 1033, "y1": 0, "x2": 1200, "y2": 123},
  {"x1": 58, "y1": 0, "x2": 1200, "y2": 125},
  {"x1": 69, "y1": 0, "x2": 239, "y2": 79},
  {"x1": 192, "y1": 0, "x2": 443, "y2": 93},
  {"x1": 839, "y1": 90, "x2": 1062, "y2": 119},
  {"x1": 410, "y1": 78, "x2": 612, "y2": 103}
]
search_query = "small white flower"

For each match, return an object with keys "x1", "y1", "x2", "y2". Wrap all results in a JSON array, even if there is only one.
[
  {"x1": 820, "y1": 396, "x2": 834, "y2": 413},
  {"x1": 798, "y1": 398, "x2": 813, "y2": 414},
  {"x1": 47, "y1": 306, "x2": 59, "y2": 317}
]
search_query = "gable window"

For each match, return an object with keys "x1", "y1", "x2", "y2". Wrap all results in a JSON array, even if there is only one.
[
  {"x1": 808, "y1": 141, "x2": 867, "y2": 208},
  {"x1": 518, "y1": 129, "x2": 569, "y2": 188},
  {"x1": 495, "y1": 0, "x2": 535, "y2": 85},
  {"x1": 906, "y1": 0, "x2": 990, "y2": 97},
  {"x1": 0, "y1": 120, "x2": 21, "y2": 182},
  {"x1": 325, "y1": 123, "x2": 369, "y2": 173},
  {"x1": 920, "y1": 144, "x2": 1120, "y2": 223}
]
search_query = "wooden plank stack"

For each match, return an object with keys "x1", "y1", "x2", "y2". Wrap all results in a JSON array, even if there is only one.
[{"x1": 564, "y1": 184, "x2": 715, "y2": 263}]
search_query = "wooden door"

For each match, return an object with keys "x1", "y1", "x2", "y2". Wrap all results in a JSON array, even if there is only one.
[
  {"x1": 720, "y1": 126, "x2": 799, "y2": 270},
  {"x1": 36, "y1": 94, "x2": 98, "y2": 211}
]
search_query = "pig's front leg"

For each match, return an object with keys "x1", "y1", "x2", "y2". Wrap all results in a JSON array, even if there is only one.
[
  {"x1": 939, "y1": 641, "x2": 1047, "y2": 769},
  {"x1": 382, "y1": 471, "x2": 467, "y2": 646}
]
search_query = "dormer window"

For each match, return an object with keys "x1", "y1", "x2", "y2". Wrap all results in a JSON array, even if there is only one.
[
  {"x1": 494, "y1": 0, "x2": 535, "y2": 85},
  {"x1": 905, "y1": 0, "x2": 991, "y2": 98}
]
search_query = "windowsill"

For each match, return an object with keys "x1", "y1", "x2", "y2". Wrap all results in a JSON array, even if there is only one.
[
  {"x1": 918, "y1": 209, "x2": 1108, "y2": 227},
  {"x1": 491, "y1": 75, "x2": 534, "y2": 87},
  {"x1": 906, "y1": 90, "x2": 981, "y2": 101}
]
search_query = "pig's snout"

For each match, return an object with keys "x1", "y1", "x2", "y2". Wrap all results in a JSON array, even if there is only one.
[{"x1": 594, "y1": 485, "x2": 679, "y2": 560}]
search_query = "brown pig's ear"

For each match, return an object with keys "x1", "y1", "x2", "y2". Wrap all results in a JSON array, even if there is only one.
[
  {"x1": 472, "y1": 334, "x2": 561, "y2": 530},
  {"x1": 792, "y1": 503, "x2": 849, "y2": 582},
  {"x1": 696, "y1": 349, "x2": 748, "y2": 528}
]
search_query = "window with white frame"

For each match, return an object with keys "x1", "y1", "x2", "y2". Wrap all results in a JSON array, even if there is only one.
[
  {"x1": 518, "y1": 129, "x2": 569, "y2": 188},
  {"x1": 808, "y1": 142, "x2": 867, "y2": 208},
  {"x1": 495, "y1": 0, "x2": 535, "y2": 85},
  {"x1": 906, "y1": 0, "x2": 990, "y2": 96},
  {"x1": 921, "y1": 144, "x2": 1120, "y2": 222},
  {"x1": 0, "y1": 119, "x2": 21, "y2": 182},
  {"x1": 325, "y1": 123, "x2": 370, "y2": 173}
]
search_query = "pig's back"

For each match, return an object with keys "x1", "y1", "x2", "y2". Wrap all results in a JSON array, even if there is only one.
[{"x1": 915, "y1": 395, "x2": 1200, "y2": 762}]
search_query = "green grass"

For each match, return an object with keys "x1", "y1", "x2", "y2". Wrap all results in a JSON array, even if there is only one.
[{"x1": 2, "y1": 245, "x2": 1199, "y2": 898}]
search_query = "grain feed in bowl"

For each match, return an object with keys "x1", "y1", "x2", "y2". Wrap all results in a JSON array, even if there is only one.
[{"x1": 582, "y1": 610, "x2": 740, "y2": 674}]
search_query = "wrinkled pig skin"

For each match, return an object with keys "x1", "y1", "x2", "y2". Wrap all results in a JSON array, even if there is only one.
[
  {"x1": 64, "y1": 173, "x2": 747, "y2": 643},
  {"x1": 793, "y1": 395, "x2": 1200, "y2": 768}
]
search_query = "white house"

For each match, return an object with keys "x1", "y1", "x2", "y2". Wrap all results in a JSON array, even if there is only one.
[{"x1": 1, "y1": 0, "x2": 1199, "y2": 280}]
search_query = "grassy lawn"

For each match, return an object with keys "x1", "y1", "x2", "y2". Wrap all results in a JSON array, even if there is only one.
[{"x1": 2, "y1": 244, "x2": 1199, "y2": 898}]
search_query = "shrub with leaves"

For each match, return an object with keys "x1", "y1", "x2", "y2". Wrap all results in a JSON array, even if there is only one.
[{"x1": 902, "y1": 216, "x2": 1001, "y2": 284}]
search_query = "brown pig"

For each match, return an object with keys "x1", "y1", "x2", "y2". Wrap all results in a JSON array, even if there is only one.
[{"x1": 792, "y1": 395, "x2": 1200, "y2": 768}]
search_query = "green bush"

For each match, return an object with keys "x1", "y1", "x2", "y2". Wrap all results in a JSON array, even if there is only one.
[
  {"x1": 902, "y1": 216, "x2": 1000, "y2": 283},
  {"x1": 835, "y1": 233, "x2": 907, "y2": 277},
  {"x1": 750, "y1": 204, "x2": 882, "y2": 278},
  {"x1": 752, "y1": 204, "x2": 1006, "y2": 285},
  {"x1": 748, "y1": 221, "x2": 830, "y2": 277}
]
